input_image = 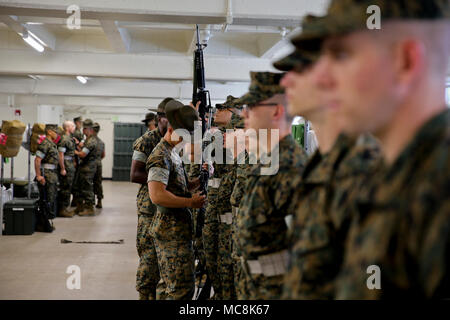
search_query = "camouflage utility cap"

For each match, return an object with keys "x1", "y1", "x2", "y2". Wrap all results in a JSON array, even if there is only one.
[
  {"x1": 216, "y1": 95, "x2": 243, "y2": 111},
  {"x1": 292, "y1": 0, "x2": 450, "y2": 49},
  {"x1": 273, "y1": 49, "x2": 316, "y2": 72},
  {"x1": 236, "y1": 72, "x2": 285, "y2": 106},
  {"x1": 82, "y1": 119, "x2": 94, "y2": 128}
]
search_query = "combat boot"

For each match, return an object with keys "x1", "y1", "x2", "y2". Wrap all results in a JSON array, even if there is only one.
[
  {"x1": 70, "y1": 198, "x2": 78, "y2": 207},
  {"x1": 74, "y1": 202, "x2": 84, "y2": 215},
  {"x1": 59, "y1": 207, "x2": 74, "y2": 218},
  {"x1": 96, "y1": 198, "x2": 102, "y2": 209},
  {"x1": 79, "y1": 205, "x2": 95, "y2": 216}
]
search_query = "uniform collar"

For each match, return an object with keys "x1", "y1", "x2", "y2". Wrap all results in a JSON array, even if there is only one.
[
  {"x1": 304, "y1": 133, "x2": 355, "y2": 184},
  {"x1": 248, "y1": 134, "x2": 297, "y2": 176},
  {"x1": 384, "y1": 108, "x2": 449, "y2": 182}
]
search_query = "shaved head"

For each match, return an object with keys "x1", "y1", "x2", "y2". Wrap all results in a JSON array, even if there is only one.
[
  {"x1": 63, "y1": 121, "x2": 75, "y2": 134},
  {"x1": 374, "y1": 20, "x2": 450, "y2": 78}
]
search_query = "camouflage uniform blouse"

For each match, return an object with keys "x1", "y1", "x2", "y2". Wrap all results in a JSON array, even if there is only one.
[
  {"x1": 133, "y1": 129, "x2": 163, "y2": 215},
  {"x1": 146, "y1": 139, "x2": 192, "y2": 242},
  {"x1": 73, "y1": 129, "x2": 84, "y2": 143},
  {"x1": 36, "y1": 137, "x2": 59, "y2": 183},
  {"x1": 283, "y1": 133, "x2": 381, "y2": 299},
  {"x1": 80, "y1": 135, "x2": 98, "y2": 167},
  {"x1": 335, "y1": 109, "x2": 450, "y2": 299},
  {"x1": 58, "y1": 134, "x2": 76, "y2": 167},
  {"x1": 237, "y1": 135, "x2": 307, "y2": 260}
]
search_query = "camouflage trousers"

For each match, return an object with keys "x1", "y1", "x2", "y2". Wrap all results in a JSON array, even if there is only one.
[
  {"x1": 58, "y1": 162, "x2": 75, "y2": 209},
  {"x1": 136, "y1": 213, "x2": 161, "y2": 300},
  {"x1": 245, "y1": 273, "x2": 284, "y2": 300},
  {"x1": 71, "y1": 164, "x2": 80, "y2": 204},
  {"x1": 39, "y1": 169, "x2": 58, "y2": 218},
  {"x1": 153, "y1": 237, "x2": 195, "y2": 300},
  {"x1": 77, "y1": 164, "x2": 96, "y2": 206},
  {"x1": 217, "y1": 221, "x2": 236, "y2": 300},
  {"x1": 233, "y1": 256, "x2": 250, "y2": 300},
  {"x1": 93, "y1": 162, "x2": 103, "y2": 200},
  {"x1": 202, "y1": 204, "x2": 222, "y2": 299}
]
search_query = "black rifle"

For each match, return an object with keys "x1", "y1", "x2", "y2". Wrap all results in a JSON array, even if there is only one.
[{"x1": 192, "y1": 24, "x2": 213, "y2": 300}]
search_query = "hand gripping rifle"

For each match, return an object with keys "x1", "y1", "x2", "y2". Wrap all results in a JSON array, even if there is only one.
[{"x1": 192, "y1": 24, "x2": 214, "y2": 300}]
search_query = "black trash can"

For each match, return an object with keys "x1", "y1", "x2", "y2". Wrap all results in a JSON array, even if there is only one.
[{"x1": 3, "y1": 198, "x2": 38, "y2": 235}]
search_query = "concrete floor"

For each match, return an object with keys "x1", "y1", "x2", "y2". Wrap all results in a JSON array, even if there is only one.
[{"x1": 0, "y1": 181, "x2": 140, "y2": 300}]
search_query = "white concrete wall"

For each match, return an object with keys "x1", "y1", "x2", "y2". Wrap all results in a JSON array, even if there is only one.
[{"x1": 0, "y1": 104, "x2": 38, "y2": 181}]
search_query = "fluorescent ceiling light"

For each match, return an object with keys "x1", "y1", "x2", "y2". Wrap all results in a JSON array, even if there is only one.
[
  {"x1": 76, "y1": 76, "x2": 88, "y2": 84},
  {"x1": 28, "y1": 75, "x2": 41, "y2": 80},
  {"x1": 22, "y1": 32, "x2": 44, "y2": 52},
  {"x1": 28, "y1": 30, "x2": 48, "y2": 47}
]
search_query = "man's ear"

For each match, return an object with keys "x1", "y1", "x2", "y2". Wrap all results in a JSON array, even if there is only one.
[
  {"x1": 272, "y1": 104, "x2": 284, "y2": 121},
  {"x1": 395, "y1": 39, "x2": 426, "y2": 88}
]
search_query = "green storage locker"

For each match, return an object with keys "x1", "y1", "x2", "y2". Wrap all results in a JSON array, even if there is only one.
[{"x1": 112, "y1": 123, "x2": 146, "y2": 181}]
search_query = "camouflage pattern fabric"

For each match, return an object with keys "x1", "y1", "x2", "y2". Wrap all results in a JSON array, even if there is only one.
[
  {"x1": 136, "y1": 214, "x2": 161, "y2": 300},
  {"x1": 202, "y1": 162, "x2": 224, "y2": 299},
  {"x1": 147, "y1": 139, "x2": 194, "y2": 299},
  {"x1": 36, "y1": 137, "x2": 59, "y2": 216},
  {"x1": 93, "y1": 137, "x2": 105, "y2": 200},
  {"x1": 133, "y1": 129, "x2": 163, "y2": 215},
  {"x1": 235, "y1": 72, "x2": 285, "y2": 106},
  {"x1": 153, "y1": 238, "x2": 195, "y2": 300},
  {"x1": 291, "y1": 0, "x2": 449, "y2": 49},
  {"x1": 230, "y1": 151, "x2": 258, "y2": 299},
  {"x1": 283, "y1": 134, "x2": 381, "y2": 299},
  {"x1": 273, "y1": 49, "x2": 316, "y2": 73},
  {"x1": 237, "y1": 135, "x2": 307, "y2": 299},
  {"x1": 73, "y1": 128, "x2": 83, "y2": 143},
  {"x1": 77, "y1": 135, "x2": 98, "y2": 206},
  {"x1": 225, "y1": 113, "x2": 245, "y2": 130},
  {"x1": 132, "y1": 128, "x2": 163, "y2": 298},
  {"x1": 335, "y1": 109, "x2": 450, "y2": 299},
  {"x1": 57, "y1": 134, "x2": 76, "y2": 209},
  {"x1": 216, "y1": 95, "x2": 244, "y2": 111},
  {"x1": 216, "y1": 150, "x2": 237, "y2": 300},
  {"x1": 184, "y1": 163, "x2": 206, "y2": 292}
]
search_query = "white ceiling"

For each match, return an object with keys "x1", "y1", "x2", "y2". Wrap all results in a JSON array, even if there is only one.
[{"x1": 0, "y1": 0, "x2": 328, "y2": 114}]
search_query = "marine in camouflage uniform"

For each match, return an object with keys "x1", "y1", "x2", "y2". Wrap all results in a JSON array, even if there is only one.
[
  {"x1": 132, "y1": 99, "x2": 172, "y2": 300},
  {"x1": 336, "y1": 110, "x2": 450, "y2": 299},
  {"x1": 35, "y1": 124, "x2": 60, "y2": 219},
  {"x1": 202, "y1": 159, "x2": 224, "y2": 299},
  {"x1": 234, "y1": 72, "x2": 308, "y2": 299},
  {"x1": 74, "y1": 119, "x2": 99, "y2": 216},
  {"x1": 133, "y1": 126, "x2": 164, "y2": 299},
  {"x1": 215, "y1": 107, "x2": 246, "y2": 300},
  {"x1": 282, "y1": 134, "x2": 381, "y2": 299},
  {"x1": 230, "y1": 150, "x2": 257, "y2": 299},
  {"x1": 71, "y1": 116, "x2": 84, "y2": 207},
  {"x1": 216, "y1": 150, "x2": 237, "y2": 300},
  {"x1": 146, "y1": 100, "x2": 202, "y2": 300},
  {"x1": 57, "y1": 129, "x2": 77, "y2": 217},
  {"x1": 288, "y1": 0, "x2": 450, "y2": 299},
  {"x1": 93, "y1": 123, "x2": 105, "y2": 208}
]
